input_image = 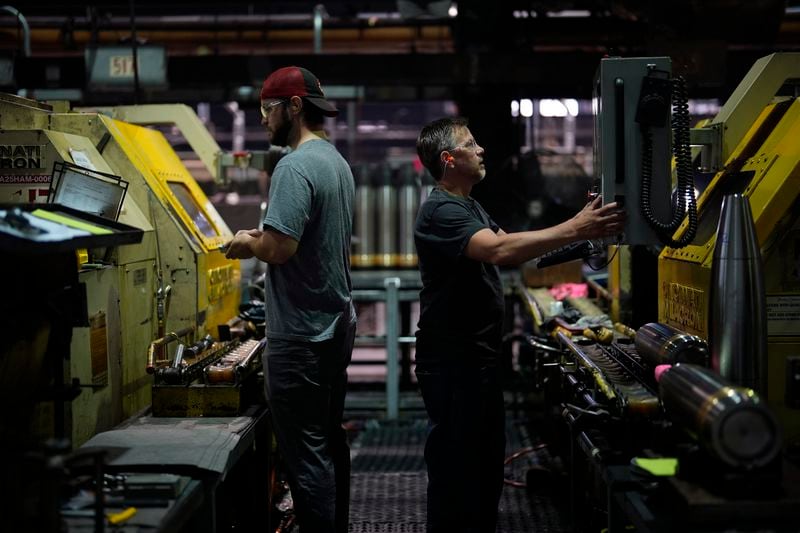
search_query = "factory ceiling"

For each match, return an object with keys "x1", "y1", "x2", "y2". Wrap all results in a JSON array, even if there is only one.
[{"x1": 0, "y1": 1, "x2": 796, "y2": 104}]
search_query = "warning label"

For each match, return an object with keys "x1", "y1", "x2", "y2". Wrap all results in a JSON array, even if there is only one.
[
  {"x1": 663, "y1": 282, "x2": 705, "y2": 334},
  {"x1": 767, "y1": 294, "x2": 800, "y2": 336}
]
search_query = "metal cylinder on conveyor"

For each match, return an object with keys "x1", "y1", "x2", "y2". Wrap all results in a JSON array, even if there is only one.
[
  {"x1": 658, "y1": 363, "x2": 781, "y2": 470},
  {"x1": 396, "y1": 163, "x2": 419, "y2": 268},
  {"x1": 375, "y1": 162, "x2": 398, "y2": 268},
  {"x1": 709, "y1": 193, "x2": 768, "y2": 398},
  {"x1": 634, "y1": 322, "x2": 709, "y2": 368},
  {"x1": 352, "y1": 163, "x2": 376, "y2": 268}
]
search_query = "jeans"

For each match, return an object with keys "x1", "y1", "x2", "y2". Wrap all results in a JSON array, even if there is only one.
[
  {"x1": 264, "y1": 316, "x2": 356, "y2": 533},
  {"x1": 415, "y1": 353, "x2": 506, "y2": 533}
]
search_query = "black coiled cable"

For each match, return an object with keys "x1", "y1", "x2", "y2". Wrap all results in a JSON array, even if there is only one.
[
  {"x1": 640, "y1": 126, "x2": 682, "y2": 232},
  {"x1": 639, "y1": 75, "x2": 697, "y2": 248},
  {"x1": 666, "y1": 76, "x2": 697, "y2": 247}
]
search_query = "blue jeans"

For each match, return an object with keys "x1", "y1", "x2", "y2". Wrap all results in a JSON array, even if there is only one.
[
  {"x1": 264, "y1": 317, "x2": 356, "y2": 533},
  {"x1": 415, "y1": 352, "x2": 506, "y2": 533}
]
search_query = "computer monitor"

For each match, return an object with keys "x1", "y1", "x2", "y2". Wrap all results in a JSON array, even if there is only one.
[{"x1": 47, "y1": 161, "x2": 128, "y2": 221}]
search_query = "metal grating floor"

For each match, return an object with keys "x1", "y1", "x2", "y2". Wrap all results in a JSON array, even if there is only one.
[
  {"x1": 345, "y1": 417, "x2": 567, "y2": 532},
  {"x1": 349, "y1": 420, "x2": 428, "y2": 532},
  {"x1": 498, "y1": 418, "x2": 567, "y2": 532}
]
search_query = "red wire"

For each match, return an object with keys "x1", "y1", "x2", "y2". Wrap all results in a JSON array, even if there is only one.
[{"x1": 503, "y1": 443, "x2": 549, "y2": 488}]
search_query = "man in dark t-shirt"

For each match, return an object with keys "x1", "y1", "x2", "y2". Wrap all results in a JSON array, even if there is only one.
[{"x1": 414, "y1": 117, "x2": 625, "y2": 532}]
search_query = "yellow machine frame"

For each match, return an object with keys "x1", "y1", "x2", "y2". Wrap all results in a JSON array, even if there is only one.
[
  {"x1": 0, "y1": 97, "x2": 244, "y2": 446},
  {"x1": 659, "y1": 53, "x2": 800, "y2": 445}
]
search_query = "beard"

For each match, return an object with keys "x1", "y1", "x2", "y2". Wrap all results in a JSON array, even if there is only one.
[{"x1": 269, "y1": 108, "x2": 292, "y2": 147}]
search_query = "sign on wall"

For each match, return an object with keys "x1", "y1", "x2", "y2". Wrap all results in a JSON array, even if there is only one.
[{"x1": 85, "y1": 46, "x2": 167, "y2": 89}]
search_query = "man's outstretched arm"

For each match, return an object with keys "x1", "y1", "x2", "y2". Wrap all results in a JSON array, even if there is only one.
[{"x1": 465, "y1": 196, "x2": 625, "y2": 266}]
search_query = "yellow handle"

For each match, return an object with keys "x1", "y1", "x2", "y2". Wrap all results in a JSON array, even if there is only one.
[{"x1": 107, "y1": 506, "x2": 137, "y2": 525}]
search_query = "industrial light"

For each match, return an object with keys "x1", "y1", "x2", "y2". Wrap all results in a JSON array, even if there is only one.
[
  {"x1": 235, "y1": 86, "x2": 255, "y2": 99},
  {"x1": 547, "y1": 10, "x2": 591, "y2": 17},
  {"x1": 565, "y1": 99, "x2": 579, "y2": 117},
  {"x1": 520, "y1": 99, "x2": 534, "y2": 118},
  {"x1": 539, "y1": 99, "x2": 579, "y2": 117}
]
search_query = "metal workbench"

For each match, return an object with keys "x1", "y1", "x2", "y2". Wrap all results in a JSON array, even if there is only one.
[{"x1": 69, "y1": 405, "x2": 271, "y2": 532}]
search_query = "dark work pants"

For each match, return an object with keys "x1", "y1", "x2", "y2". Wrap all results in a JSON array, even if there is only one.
[
  {"x1": 415, "y1": 355, "x2": 506, "y2": 533},
  {"x1": 264, "y1": 317, "x2": 356, "y2": 533}
]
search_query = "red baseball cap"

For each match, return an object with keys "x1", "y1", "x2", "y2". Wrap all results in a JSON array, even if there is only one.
[{"x1": 260, "y1": 66, "x2": 339, "y2": 117}]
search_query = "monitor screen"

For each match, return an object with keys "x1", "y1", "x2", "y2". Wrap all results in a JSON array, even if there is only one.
[{"x1": 48, "y1": 162, "x2": 127, "y2": 220}]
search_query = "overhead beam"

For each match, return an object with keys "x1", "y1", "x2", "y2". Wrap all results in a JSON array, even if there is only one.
[{"x1": 10, "y1": 47, "x2": 794, "y2": 105}]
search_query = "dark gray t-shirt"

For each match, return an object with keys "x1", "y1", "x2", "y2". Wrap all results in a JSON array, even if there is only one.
[
  {"x1": 262, "y1": 139, "x2": 355, "y2": 342},
  {"x1": 414, "y1": 189, "x2": 504, "y2": 356}
]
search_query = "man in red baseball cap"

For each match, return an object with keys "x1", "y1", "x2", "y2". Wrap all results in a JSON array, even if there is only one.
[
  {"x1": 225, "y1": 66, "x2": 355, "y2": 533},
  {"x1": 262, "y1": 66, "x2": 339, "y2": 116},
  {"x1": 259, "y1": 66, "x2": 338, "y2": 146}
]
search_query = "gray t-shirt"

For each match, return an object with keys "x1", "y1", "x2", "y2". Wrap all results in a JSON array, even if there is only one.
[{"x1": 262, "y1": 138, "x2": 355, "y2": 341}]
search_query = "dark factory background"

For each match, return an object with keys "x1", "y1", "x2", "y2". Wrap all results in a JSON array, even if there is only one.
[{"x1": 1, "y1": 1, "x2": 799, "y2": 532}]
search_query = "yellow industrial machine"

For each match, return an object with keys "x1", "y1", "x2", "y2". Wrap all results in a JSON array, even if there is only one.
[
  {"x1": 598, "y1": 53, "x2": 800, "y2": 446},
  {"x1": 659, "y1": 53, "x2": 800, "y2": 446},
  {"x1": 514, "y1": 54, "x2": 800, "y2": 531},
  {"x1": 0, "y1": 94, "x2": 247, "y2": 447}
]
